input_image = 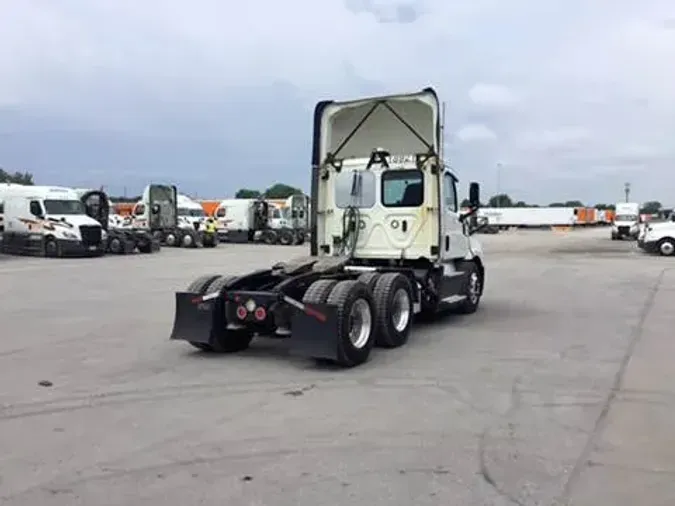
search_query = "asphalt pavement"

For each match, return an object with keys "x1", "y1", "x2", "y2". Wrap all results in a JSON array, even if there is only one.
[{"x1": 0, "y1": 227, "x2": 672, "y2": 505}]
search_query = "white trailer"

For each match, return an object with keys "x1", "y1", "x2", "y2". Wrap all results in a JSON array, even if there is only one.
[
  {"x1": 0, "y1": 184, "x2": 105, "y2": 257},
  {"x1": 478, "y1": 207, "x2": 577, "y2": 228}
]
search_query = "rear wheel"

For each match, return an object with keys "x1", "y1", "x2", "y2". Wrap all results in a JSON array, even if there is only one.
[
  {"x1": 109, "y1": 237, "x2": 123, "y2": 254},
  {"x1": 357, "y1": 272, "x2": 381, "y2": 292},
  {"x1": 325, "y1": 280, "x2": 376, "y2": 367},
  {"x1": 279, "y1": 228, "x2": 295, "y2": 245},
  {"x1": 294, "y1": 230, "x2": 306, "y2": 245},
  {"x1": 658, "y1": 238, "x2": 675, "y2": 256},
  {"x1": 182, "y1": 231, "x2": 195, "y2": 247},
  {"x1": 372, "y1": 273, "x2": 413, "y2": 348},
  {"x1": 165, "y1": 231, "x2": 178, "y2": 246},
  {"x1": 262, "y1": 229, "x2": 278, "y2": 245}
]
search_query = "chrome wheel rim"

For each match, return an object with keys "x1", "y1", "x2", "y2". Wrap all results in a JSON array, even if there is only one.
[
  {"x1": 182, "y1": 234, "x2": 193, "y2": 247},
  {"x1": 348, "y1": 298, "x2": 372, "y2": 349},
  {"x1": 391, "y1": 288, "x2": 411, "y2": 332},
  {"x1": 661, "y1": 241, "x2": 674, "y2": 255}
]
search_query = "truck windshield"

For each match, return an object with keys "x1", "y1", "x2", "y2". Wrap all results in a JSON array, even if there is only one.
[
  {"x1": 178, "y1": 207, "x2": 205, "y2": 217},
  {"x1": 44, "y1": 199, "x2": 86, "y2": 215},
  {"x1": 615, "y1": 214, "x2": 637, "y2": 222},
  {"x1": 382, "y1": 169, "x2": 424, "y2": 207}
]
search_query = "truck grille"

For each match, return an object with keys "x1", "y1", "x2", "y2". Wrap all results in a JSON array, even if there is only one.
[
  {"x1": 618, "y1": 226, "x2": 629, "y2": 234},
  {"x1": 79, "y1": 225, "x2": 102, "y2": 245}
]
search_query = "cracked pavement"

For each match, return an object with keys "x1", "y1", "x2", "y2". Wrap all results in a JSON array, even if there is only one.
[{"x1": 0, "y1": 228, "x2": 673, "y2": 505}]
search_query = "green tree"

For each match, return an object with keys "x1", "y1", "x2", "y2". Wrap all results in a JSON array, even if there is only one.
[
  {"x1": 263, "y1": 183, "x2": 303, "y2": 199},
  {"x1": 0, "y1": 167, "x2": 34, "y2": 185},
  {"x1": 564, "y1": 200, "x2": 584, "y2": 207},
  {"x1": 488, "y1": 193, "x2": 513, "y2": 207},
  {"x1": 641, "y1": 201, "x2": 662, "y2": 214},
  {"x1": 548, "y1": 202, "x2": 565, "y2": 207},
  {"x1": 595, "y1": 203, "x2": 614, "y2": 210},
  {"x1": 235, "y1": 188, "x2": 262, "y2": 199}
]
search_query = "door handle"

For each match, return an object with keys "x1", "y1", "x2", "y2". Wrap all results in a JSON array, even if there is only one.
[
  {"x1": 402, "y1": 220, "x2": 408, "y2": 232},
  {"x1": 445, "y1": 235, "x2": 449, "y2": 250}
]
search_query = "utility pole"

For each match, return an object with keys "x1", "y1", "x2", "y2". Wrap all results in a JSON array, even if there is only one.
[
  {"x1": 496, "y1": 163, "x2": 503, "y2": 207},
  {"x1": 624, "y1": 182, "x2": 631, "y2": 203}
]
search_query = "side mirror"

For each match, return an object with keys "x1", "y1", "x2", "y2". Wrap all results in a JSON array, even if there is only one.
[
  {"x1": 151, "y1": 204, "x2": 160, "y2": 214},
  {"x1": 469, "y1": 182, "x2": 480, "y2": 207}
]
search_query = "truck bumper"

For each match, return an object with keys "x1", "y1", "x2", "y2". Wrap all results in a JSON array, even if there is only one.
[
  {"x1": 638, "y1": 239, "x2": 659, "y2": 254},
  {"x1": 58, "y1": 239, "x2": 104, "y2": 257}
]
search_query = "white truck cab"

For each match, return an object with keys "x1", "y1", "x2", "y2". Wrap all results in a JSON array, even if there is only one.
[
  {"x1": 612, "y1": 202, "x2": 641, "y2": 240},
  {"x1": 177, "y1": 194, "x2": 207, "y2": 231},
  {"x1": 0, "y1": 184, "x2": 104, "y2": 257},
  {"x1": 638, "y1": 214, "x2": 675, "y2": 256}
]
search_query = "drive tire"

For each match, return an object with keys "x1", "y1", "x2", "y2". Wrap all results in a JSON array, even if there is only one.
[
  {"x1": 372, "y1": 272, "x2": 414, "y2": 348},
  {"x1": 165, "y1": 231, "x2": 178, "y2": 246},
  {"x1": 294, "y1": 230, "x2": 306, "y2": 245},
  {"x1": 206, "y1": 275, "x2": 254, "y2": 353},
  {"x1": 357, "y1": 272, "x2": 381, "y2": 293},
  {"x1": 455, "y1": 261, "x2": 483, "y2": 314},
  {"x1": 303, "y1": 279, "x2": 339, "y2": 305},
  {"x1": 325, "y1": 280, "x2": 376, "y2": 368},
  {"x1": 657, "y1": 237, "x2": 675, "y2": 257},
  {"x1": 182, "y1": 231, "x2": 195, "y2": 248},
  {"x1": 279, "y1": 228, "x2": 295, "y2": 245},
  {"x1": 262, "y1": 230, "x2": 277, "y2": 245}
]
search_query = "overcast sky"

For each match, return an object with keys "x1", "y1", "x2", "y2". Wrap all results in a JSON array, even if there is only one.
[{"x1": 1, "y1": 0, "x2": 674, "y2": 205}]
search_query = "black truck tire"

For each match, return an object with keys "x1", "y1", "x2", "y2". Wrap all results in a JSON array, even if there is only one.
[
  {"x1": 294, "y1": 230, "x2": 306, "y2": 245},
  {"x1": 657, "y1": 237, "x2": 675, "y2": 256},
  {"x1": 303, "y1": 279, "x2": 339, "y2": 305},
  {"x1": 357, "y1": 272, "x2": 381, "y2": 293},
  {"x1": 279, "y1": 228, "x2": 295, "y2": 245},
  {"x1": 45, "y1": 237, "x2": 60, "y2": 257},
  {"x1": 455, "y1": 261, "x2": 483, "y2": 314},
  {"x1": 372, "y1": 272, "x2": 414, "y2": 348},
  {"x1": 262, "y1": 229, "x2": 278, "y2": 245},
  {"x1": 109, "y1": 237, "x2": 123, "y2": 254},
  {"x1": 325, "y1": 280, "x2": 376, "y2": 367},
  {"x1": 165, "y1": 230, "x2": 179, "y2": 246},
  {"x1": 204, "y1": 275, "x2": 254, "y2": 353}
]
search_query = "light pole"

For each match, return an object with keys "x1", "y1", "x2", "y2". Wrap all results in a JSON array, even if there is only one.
[
  {"x1": 624, "y1": 182, "x2": 631, "y2": 203},
  {"x1": 496, "y1": 163, "x2": 502, "y2": 207}
]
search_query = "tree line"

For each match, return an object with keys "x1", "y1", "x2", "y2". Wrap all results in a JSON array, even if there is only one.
[
  {"x1": 1, "y1": 168, "x2": 666, "y2": 213},
  {"x1": 0, "y1": 167, "x2": 34, "y2": 185}
]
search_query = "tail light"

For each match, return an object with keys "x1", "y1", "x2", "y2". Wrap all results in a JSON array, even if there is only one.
[
  {"x1": 254, "y1": 307, "x2": 267, "y2": 321},
  {"x1": 236, "y1": 306, "x2": 247, "y2": 319}
]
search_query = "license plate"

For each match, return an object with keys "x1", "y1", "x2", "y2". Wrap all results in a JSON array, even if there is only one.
[{"x1": 88, "y1": 246, "x2": 97, "y2": 251}]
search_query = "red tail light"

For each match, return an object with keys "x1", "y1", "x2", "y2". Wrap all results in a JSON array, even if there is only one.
[
  {"x1": 254, "y1": 307, "x2": 267, "y2": 321},
  {"x1": 236, "y1": 306, "x2": 247, "y2": 319}
]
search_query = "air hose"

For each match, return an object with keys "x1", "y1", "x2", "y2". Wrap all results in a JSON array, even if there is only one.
[{"x1": 340, "y1": 205, "x2": 360, "y2": 257}]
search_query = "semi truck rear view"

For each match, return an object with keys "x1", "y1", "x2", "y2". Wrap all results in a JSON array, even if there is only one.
[{"x1": 170, "y1": 88, "x2": 486, "y2": 368}]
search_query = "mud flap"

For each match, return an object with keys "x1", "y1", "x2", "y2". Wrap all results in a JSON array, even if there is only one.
[
  {"x1": 288, "y1": 303, "x2": 340, "y2": 360},
  {"x1": 170, "y1": 292, "x2": 215, "y2": 344}
]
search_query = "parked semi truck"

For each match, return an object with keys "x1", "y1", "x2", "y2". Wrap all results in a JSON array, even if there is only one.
[
  {"x1": 170, "y1": 88, "x2": 486, "y2": 368},
  {"x1": 612, "y1": 202, "x2": 640, "y2": 240},
  {"x1": 211, "y1": 198, "x2": 302, "y2": 245},
  {"x1": 131, "y1": 184, "x2": 217, "y2": 248},
  {"x1": 75, "y1": 189, "x2": 160, "y2": 254},
  {"x1": 0, "y1": 184, "x2": 105, "y2": 257}
]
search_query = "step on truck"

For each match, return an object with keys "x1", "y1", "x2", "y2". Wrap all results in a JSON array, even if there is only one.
[
  {"x1": 77, "y1": 189, "x2": 160, "y2": 254},
  {"x1": 170, "y1": 88, "x2": 486, "y2": 367},
  {"x1": 0, "y1": 184, "x2": 105, "y2": 257},
  {"x1": 131, "y1": 184, "x2": 214, "y2": 248}
]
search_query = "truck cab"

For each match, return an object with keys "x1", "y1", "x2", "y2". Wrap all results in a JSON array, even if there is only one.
[
  {"x1": 1, "y1": 185, "x2": 104, "y2": 257},
  {"x1": 612, "y1": 202, "x2": 641, "y2": 240},
  {"x1": 177, "y1": 194, "x2": 208, "y2": 231}
]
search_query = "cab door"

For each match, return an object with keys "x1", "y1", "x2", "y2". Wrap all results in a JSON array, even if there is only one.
[{"x1": 441, "y1": 171, "x2": 469, "y2": 260}]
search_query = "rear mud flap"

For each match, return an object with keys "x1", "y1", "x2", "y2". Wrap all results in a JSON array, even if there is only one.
[
  {"x1": 170, "y1": 292, "x2": 215, "y2": 344},
  {"x1": 289, "y1": 303, "x2": 340, "y2": 360}
]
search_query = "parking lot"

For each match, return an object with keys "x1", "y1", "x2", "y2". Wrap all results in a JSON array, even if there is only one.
[{"x1": 0, "y1": 227, "x2": 673, "y2": 505}]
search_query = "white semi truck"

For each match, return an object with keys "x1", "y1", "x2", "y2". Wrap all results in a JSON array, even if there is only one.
[
  {"x1": 612, "y1": 202, "x2": 640, "y2": 240},
  {"x1": 131, "y1": 184, "x2": 218, "y2": 248},
  {"x1": 170, "y1": 88, "x2": 486, "y2": 368},
  {"x1": 74, "y1": 189, "x2": 160, "y2": 254},
  {"x1": 0, "y1": 184, "x2": 105, "y2": 257},
  {"x1": 212, "y1": 198, "x2": 302, "y2": 245}
]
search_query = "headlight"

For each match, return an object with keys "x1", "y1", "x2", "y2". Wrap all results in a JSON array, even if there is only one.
[{"x1": 62, "y1": 231, "x2": 78, "y2": 240}]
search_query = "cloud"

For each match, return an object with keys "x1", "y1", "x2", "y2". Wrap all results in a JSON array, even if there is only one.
[
  {"x1": 0, "y1": 0, "x2": 674, "y2": 204},
  {"x1": 455, "y1": 124, "x2": 498, "y2": 143}
]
